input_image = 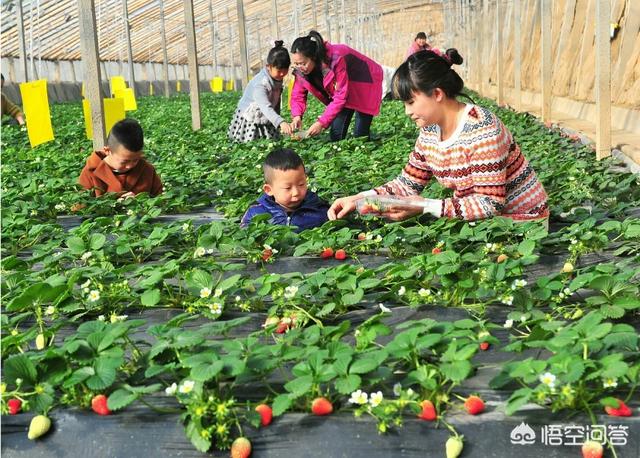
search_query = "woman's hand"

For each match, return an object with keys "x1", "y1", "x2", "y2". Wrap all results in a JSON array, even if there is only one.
[
  {"x1": 291, "y1": 116, "x2": 302, "y2": 130},
  {"x1": 328, "y1": 194, "x2": 362, "y2": 220},
  {"x1": 380, "y1": 206, "x2": 423, "y2": 221},
  {"x1": 307, "y1": 121, "x2": 324, "y2": 137},
  {"x1": 118, "y1": 191, "x2": 136, "y2": 201},
  {"x1": 280, "y1": 122, "x2": 293, "y2": 135}
]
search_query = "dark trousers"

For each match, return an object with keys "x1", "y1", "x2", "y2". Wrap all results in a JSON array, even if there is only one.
[{"x1": 329, "y1": 108, "x2": 373, "y2": 141}]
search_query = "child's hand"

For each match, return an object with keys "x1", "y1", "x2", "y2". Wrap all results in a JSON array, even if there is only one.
[
  {"x1": 291, "y1": 116, "x2": 302, "y2": 130},
  {"x1": 280, "y1": 122, "x2": 293, "y2": 135},
  {"x1": 117, "y1": 192, "x2": 136, "y2": 201},
  {"x1": 307, "y1": 122, "x2": 324, "y2": 137}
]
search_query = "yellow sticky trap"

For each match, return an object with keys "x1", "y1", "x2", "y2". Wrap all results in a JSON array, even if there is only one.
[
  {"x1": 114, "y1": 88, "x2": 137, "y2": 111},
  {"x1": 211, "y1": 77, "x2": 224, "y2": 93},
  {"x1": 176, "y1": 81, "x2": 181, "y2": 92},
  {"x1": 83, "y1": 98, "x2": 126, "y2": 139},
  {"x1": 149, "y1": 82, "x2": 154, "y2": 96},
  {"x1": 287, "y1": 77, "x2": 295, "y2": 110},
  {"x1": 225, "y1": 79, "x2": 235, "y2": 91},
  {"x1": 110, "y1": 76, "x2": 127, "y2": 97},
  {"x1": 19, "y1": 79, "x2": 54, "y2": 148}
]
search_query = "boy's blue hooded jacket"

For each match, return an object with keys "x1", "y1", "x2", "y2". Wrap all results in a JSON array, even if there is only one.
[{"x1": 241, "y1": 191, "x2": 329, "y2": 232}]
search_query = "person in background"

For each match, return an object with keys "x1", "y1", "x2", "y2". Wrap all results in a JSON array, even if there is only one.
[
  {"x1": 79, "y1": 118, "x2": 163, "y2": 198},
  {"x1": 405, "y1": 32, "x2": 431, "y2": 60},
  {"x1": 228, "y1": 41, "x2": 293, "y2": 142},
  {"x1": 289, "y1": 30, "x2": 383, "y2": 141},
  {"x1": 1, "y1": 74, "x2": 25, "y2": 126},
  {"x1": 328, "y1": 49, "x2": 549, "y2": 226},
  {"x1": 241, "y1": 148, "x2": 329, "y2": 232}
]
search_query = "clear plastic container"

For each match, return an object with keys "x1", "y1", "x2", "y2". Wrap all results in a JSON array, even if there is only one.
[
  {"x1": 355, "y1": 195, "x2": 429, "y2": 215},
  {"x1": 291, "y1": 130, "x2": 309, "y2": 141}
]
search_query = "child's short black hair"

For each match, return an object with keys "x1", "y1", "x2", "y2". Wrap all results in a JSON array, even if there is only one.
[
  {"x1": 415, "y1": 32, "x2": 427, "y2": 40},
  {"x1": 107, "y1": 118, "x2": 144, "y2": 152},
  {"x1": 262, "y1": 148, "x2": 304, "y2": 183}
]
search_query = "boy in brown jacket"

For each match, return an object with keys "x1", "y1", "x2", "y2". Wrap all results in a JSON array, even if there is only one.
[
  {"x1": 78, "y1": 118, "x2": 163, "y2": 197},
  {"x1": 1, "y1": 74, "x2": 25, "y2": 125}
]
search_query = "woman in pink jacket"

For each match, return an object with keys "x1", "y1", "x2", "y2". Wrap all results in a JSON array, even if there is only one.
[{"x1": 289, "y1": 30, "x2": 383, "y2": 141}]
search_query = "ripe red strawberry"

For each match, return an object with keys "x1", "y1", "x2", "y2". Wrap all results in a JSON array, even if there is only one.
[
  {"x1": 417, "y1": 400, "x2": 437, "y2": 421},
  {"x1": 479, "y1": 342, "x2": 490, "y2": 351},
  {"x1": 275, "y1": 321, "x2": 289, "y2": 334},
  {"x1": 431, "y1": 247, "x2": 442, "y2": 255},
  {"x1": 334, "y1": 249, "x2": 347, "y2": 260},
  {"x1": 320, "y1": 247, "x2": 334, "y2": 259},
  {"x1": 604, "y1": 398, "x2": 632, "y2": 417},
  {"x1": 91, "y1": 394, "x2": 111, "y2": 416},
  {"x1": 464, "y1": 395, "x2": 485, "y2": 415},
  {"x1": 7, "y1": 399, "x2": 22, "y2": 415},
  {"x1": 581, "y1": 440, "x2": 603, "y2": 458},
  {"x1": 255, "y1": 404, "x2": 273, "y2": 426},
  {"x1": 261, "y1": 248, "x2": 273, "y2": 262},
  {"x1": 230, "y1": 436, "x2": 252, "y2": 458},
  {"x1": 311, "y1": 397, "x2": 333, "y2": 416}
]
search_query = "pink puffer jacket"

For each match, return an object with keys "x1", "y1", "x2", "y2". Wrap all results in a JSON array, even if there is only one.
[{"x1": 290, "y1": 42, "x2": 383, "y2": 128}]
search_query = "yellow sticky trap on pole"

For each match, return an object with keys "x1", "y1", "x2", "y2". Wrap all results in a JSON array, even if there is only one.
[
  {"x1": 110, "y1": 76, "x2": 127, "y2": 97},
  {"x1": 114, "y1": 88, "x2": 137, "y2": 111},
  {"x1": 19, "y1": 79, "x2": 54, "y2": 148},
  {"x1": 211, "y1": 77, "x2": 223, "y2": 93},
  {"x1": 225, "y1": 79, "x2": 234, "y2": 91},
  {"x1": 287, "y1": 77, "x2": 295, "y2": 110},
  {"x1": 83, "y1": 98, "x2": 125, "y2": 139},
  {"x1": 149, "y1": 82, "x2": 154, "y2": 96},
  {"x1": 176, "y1": 81, "x2": 181, "y2": 92}
]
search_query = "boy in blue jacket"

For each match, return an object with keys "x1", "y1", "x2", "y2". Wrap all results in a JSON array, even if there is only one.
[{"x1": 241, "y1": 148, "x2": 329, "y2": 231}]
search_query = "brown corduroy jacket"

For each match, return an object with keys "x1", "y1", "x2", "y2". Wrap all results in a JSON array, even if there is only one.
[
  {"x1": 78, "y1": 150, "x2": 163, "y2": 197},
  {"x1": 1, "y1": 93, "x2": 23, "y2": 119}
]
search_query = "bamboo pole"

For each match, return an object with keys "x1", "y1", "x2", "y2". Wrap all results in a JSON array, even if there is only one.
[
  {"x1": 122, "y1": 0, "x2": 135, "y2": 95},
  {"x1": 159, "y1": 0, "x2": 170, "y2": 97},
  {"x1": 595, "y1": 0, "x2": 611, "y2": 159},
  {"x1": 183, "y1": 0, "x2": 201, "y2": 130},
  {"x1": 16, "y1": 0, "x2": 29, "y2": 82},
  {"x1": 236, "y1": 0, "x2": 250, "y2": 85},
  {"x1": 540, "y1": 0, "x2": 552, "y2": 122}
]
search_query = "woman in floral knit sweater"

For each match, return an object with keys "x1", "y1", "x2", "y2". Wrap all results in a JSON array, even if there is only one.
[{"x1": 328, "y1": 48, "x2": 549, "y2": 223}]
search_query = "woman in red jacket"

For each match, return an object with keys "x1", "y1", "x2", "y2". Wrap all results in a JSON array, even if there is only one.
[{"x1": 289, "y1": 30, "x2": 383, "y2": 141}]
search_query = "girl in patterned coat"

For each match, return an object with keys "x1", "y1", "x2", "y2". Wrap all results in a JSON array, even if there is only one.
[
  {"x1": 228, "y1": 41, "x2": 293, "y2": 142},
  {"x1": 328, "y1": 49, "x2": 549, "y2": 224}
]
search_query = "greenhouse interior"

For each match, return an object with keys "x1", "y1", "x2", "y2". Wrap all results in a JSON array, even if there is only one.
[{"x1": 1, "y1": 0, "x2": 639, "y2": 457}]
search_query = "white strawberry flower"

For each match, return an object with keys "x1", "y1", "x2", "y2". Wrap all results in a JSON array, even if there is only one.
[
  {"x1": 194, "y1": 247, "x2": 206, "y2": 258},
  {"x1": 179, "y1": 380, "x2": 195, "y2": 394},
  {"x1": 97, "y1": 315, "x2": 106, "y2": 321},
  {"x1": 393, "y1": 383, "x2": 402, "y2": 396},
  {"x1": 45, "y1": 306, "x2": 55, "y2": 315},
  {"x1": 418, "y1": 288, "x2": 432, "y2": 298},
  {"x1": 209, "y1": 302, "x2": 223, "y2": 315},
  {"x1": 379, "y1": 303, "x2": 391, "y2": 314},
  {"x1": 284, "y1": 285, "x2": 298, "y2": 300},
  {"x1": 539, "y1": 372, "x2": 556, "y2": 389},
  {"x1": 602, "y1": 378, "x2": 618, "y2": 389},
  {"x1": 81, "y1": 251, "x2": 93, "y2": 261},
  {"x1": 88, "y1": 290, "x2": 101, "y2": 302},
  {"x1": 398, "y1": 286, "x2": 406, "y2": 296},
  {"x1": 213, "y1": 288, "x2": 223, "y2": 298},
  {"x1": 369, "y1": 391, "x2": 383, "y2": 407},
  {"x1": 165, "y1": 383, "x2": 177, "y2": 395},
  {"x1": 348, "y1": 390, "x2": 368, "y2": 405},
  {"x1": 503, "y1": 319, "x2": 514, "y2": 329},
  {"x1": 200, "y1": 287, "x2": 212, "y2": 298}
]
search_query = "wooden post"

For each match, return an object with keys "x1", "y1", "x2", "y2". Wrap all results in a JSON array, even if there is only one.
[
  {"x1": 496, "y1": 0, "x2": 503, "y2": 105},
  {"x1": 208, "y1": 0, "x2": 217, "y2": 75},
  {"x1": 323, "y1": 0, "x2": 331, "y2": 42},
  {"x1": 226, "y1": 8, "x2": 235, "y2": 82},
  {"x1": 514, "y1": 0, "x2": 522, "y2": 110},
  {"x1": 595, "y1": 0, "x2": 611, "y2": 159},
  {"x1": 341, "y1": 0, "x2": 346, "y2": 43},
  {"x1": 159, "y1": 0, "x2": 170, "y2": 97},
  {"x1": 78, "y1": 0, "x2": 106, "y2": 150},
  {"x1": 256, "y1": 21, "x2": 263, "y2": 67},
  {"x1": 16, "y1": 0, "x2": 29, "y2": 82},
  {"x1": 183, "y1": 0, "x2": 201, "y2": 130},
  {"x1": 271, "y1": 0, "x2": 279, "y2": 39},
  {"x1": 311, "y1": 0, "x2": 318, "y2": 30},
  {"x1": 540, "y1": 0, "x2": 552, "y2": 122},
  {"x1": 482, "y1": 0, "x2": 489, "y2": 95},
  {"x1": 122, "y1": 0, "x2": 135, "y2": 95},
  {"x1": 293, "y1": 0, "x2": 299, "y2": 38},
  {"x1": 236, "y1": 0, "x2": 250, "y2": 86}
]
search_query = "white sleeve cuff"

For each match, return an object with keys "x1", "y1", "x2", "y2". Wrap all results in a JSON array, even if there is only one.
[
  {"x1": 422, "y1": 199, "x2": 442, "y2": 217},
  {"x1": 359, "y1": 190, "x2": 377, "y2": 197}
]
